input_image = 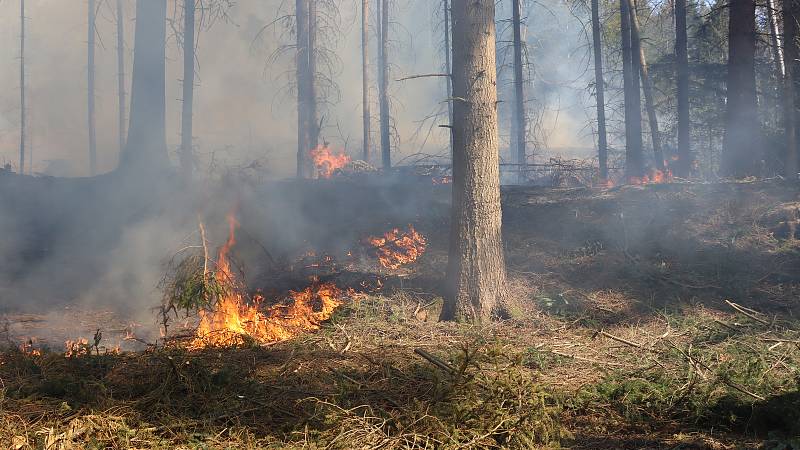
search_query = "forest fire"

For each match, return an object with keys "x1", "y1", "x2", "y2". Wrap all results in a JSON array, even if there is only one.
[
  {"x1": 367, "y1": 225, "x2": 427, "y2": 269},
  {"x1": 191, "y1": 214, "x2": 344, "y2": 348},
  {"x1": 310, "y1": 145, "x2": 351, "y2": 178}
]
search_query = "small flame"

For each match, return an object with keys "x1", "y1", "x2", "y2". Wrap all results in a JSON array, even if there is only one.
[
  {"x1": 628, "y1": 168, "x2": 673, "y2": 185},
  {"x1": 191, "y1": 212, "x2": 344, "y2": 349},
  {"x1": 19, "y1": 340, "x2": 41, "y2": 356},
  {"x1": 432, "y1": 176, "x2": 452, "y2": 185},
  {"x1": 310, "y1": 145, "x2": 351, "y2": 178},
  {"x1": 65, "y1": 338, "x2": 89, "y2": 358},
  {"x1": 367, "y1": 225, "x2": 427, "y2": 269}
]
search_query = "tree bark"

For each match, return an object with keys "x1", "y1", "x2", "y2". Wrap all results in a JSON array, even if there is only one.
[
  {"x1": 117, "y1": 0, "x2": 126, "y2": 156},
  {"x1": 296, "y1": 0, "x2": 317, "y2": 178},
  {"x1": 19, "y1": 0, "x2": 25, "y2": 174},
  {"x1": 722, "y1": 0, "x2": 760, "y2": 177},
  {"x1": 620, "y1": 0, "x2": 643, "y2": 179},
  {"x1": 768, "y1": 0, "x2": 785, "y2": 78},
  {"x1": 784, "y1": 0, "x2": 799, "y2": 178},
  {"x1": 180, "y1": 0, "x2": 196, "y2": 180},
  {"x1": 378, "y1": 0, "x2": 391, "y2": 169},
  {"x1": 441, "y1": 0, "x2": 508, "y2": 323},
  {"x1": 627, "y1": 0, "x2": 663, "y2": 171},
  {"x1": 444, "y1": 0, "x2": 454, "y2": 157},
  {"x1": 120, "y1": 0, "x2": 168, "y2": 171},
  {"x1": 675, "y1": 0, "x2": 691, "y2": 176},
  {"x1": 591, "y1": 0, "x2": 608, "y2": 181},
  {"x1": 88, "y1": 0, "x2": 97, "y2": 176},
  {"x1": 361, "y1": 0, "x2": 371, "y2": 162},
  {"x1": 511, "y1": 0, "x2": 526, "y2": 167}
]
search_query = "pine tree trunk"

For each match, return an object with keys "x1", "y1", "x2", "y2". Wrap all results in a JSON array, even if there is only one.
[
  {"x1": 722, "y1": 0, "x2": 760, "y2": 177},
  {"x1": 19, "y1": 0, "x2": 25, "y2": 174},
  {"x1": 117, "y1": 0, "x2": 126, "y2": 155},
  {"x1": 120, "y1": 0, "x2": 168, "y2": 171},
  {"x1": 361, "y1": 0, "x2": 371, "y2": 163},
  {"x1": 444, "y1": 0, "x2": 454, "y2": 157},
  {"x1": 511, "y1": 0, "x2": 526, "y2": 167},
  {"x1": 620, "y1": 0, "x2": 643, "y2": 179},
  {"x1": 768, "y1": 0, "x2": 785, "y2": 79},
  {"x1": 784, "y1": 0, "x2": 799, "y2": 178},
  {"x1": 628, "y1": 0, "x2": 663, "y2": 171},
  {"x1": 675, "y1": 0, "x2": 691, "y2": 176},
  {"x1": 441, "y1": 0, "x2": 508, "y2": 324},
  {"x1": 308, "y1": 0, "x2": 319, "y2": 150},
  {"x1": 180, "y1": 0, "x2": 195, "y2": 179},
  {"x1": 296, "y1": 0, "x2": 314, "y2": 178},
  {"x1": 88, "y1": 0, "x2": 97, "y2": 175},
  {"x1": 591, "y1": 0, "x2": 608, "y2": 181},
  {"x1": 378, "y1": 0, "x2": 391, "y2": 169}
]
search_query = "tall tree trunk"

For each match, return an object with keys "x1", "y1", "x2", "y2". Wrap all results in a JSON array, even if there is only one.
[
  {"x1": 441, "y1": 0, "x2": 508, "y2": 323},
  {"x1": 378, "y1": 0, "x2": 391, "y2": 169},
  {"x1": 675, "y1": 0, "x2": 691, "y2": 176},
  {"x1": 620, "y1": 0, "x2": 643, "y2": 179},
  {"x1": 591, "y1": 0, "x2": 608, "y2": 182},
  {"x1": 308, "y1": 0, "x2": 319, "y2": 151},
  {"x1": 768, "y1": 0, "x2": 785, "y2": 78},
  {"x1": 444, "y1": 0, "x2": 454, "y2": 157},
  {"x1": 768, "y1": 0, "x2": 784, "y2": 140},
  {"x1": 784, "y1": 0, "x2": 799, "y2": 178},
  {"x1": 19, "y1": 0, "x2": 25, "y2": 175},
  {"x1": 120, "y1": 0, "x2": 168, "y2": 171},
  {"x1": 295, "y1": 0, "x2": 317, "y2": 178},
  {"x1": 116, "y1": 0, "x2": 126, "y2": 155},
  {"x1": 723, "y1": 0, "x2": 760, "y2": 177},
  {"x1": 628, "y1": 0, "x2": 663, "y2": 171},
  {"x1": 88, "y1": 0, "x2": 97, "y2": 175},
  {"x1": 361, "y1": 0, "x2": 371, "y2": 162},
  {"x1": 511, "y1": 0, "x2": 526, "y2": 167},
  {"x1": 180, "y1": 0, "x2": 195, "y2": 179}
]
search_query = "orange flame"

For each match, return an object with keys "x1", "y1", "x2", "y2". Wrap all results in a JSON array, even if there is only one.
[
  {"x1": 628, "y1": 168, "x2": 673, "y2": 185},
  {"x1": 310, "y1": 145, "x2": 351, "y2": 178},
  {"x1": 191, "y1": 212, "x2": 344, "y2": 348},
  {"x1": 367, "y1": 225, "x2": 427, "y2": 269},
  {"x1": 432, "y1": 176, "x2": 452, "y2": 185}
]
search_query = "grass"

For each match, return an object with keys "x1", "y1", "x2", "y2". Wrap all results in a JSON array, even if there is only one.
[{"x1": 3, "y1": 180, "x2": 800, "y2": 449}]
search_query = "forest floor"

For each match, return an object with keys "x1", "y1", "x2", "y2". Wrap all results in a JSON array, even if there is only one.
[{"x1": 1, "y1": 178, "x2": 799, "y2": 449}]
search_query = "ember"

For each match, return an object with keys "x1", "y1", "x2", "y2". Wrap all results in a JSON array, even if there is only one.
[
  {"x1": 310, "y1": 145, "x2": 351, "y2": 178},
  {"x1": 367, "y1": 225, "x2": 427, "y2": 269},
  {"x1": 191, "y1": 213, "x2": 344, "y2": 348}
]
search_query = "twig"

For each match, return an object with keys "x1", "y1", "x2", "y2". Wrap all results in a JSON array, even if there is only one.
[
  {"x1": 414, "y1": 348, "x2": 455, "y2": 374},
  {"x1": 396, "y1": 73, "x2": 451, "y2": 82},
  {"x1": 725, "y1": 300, "x2": 769, "y2": 325}
]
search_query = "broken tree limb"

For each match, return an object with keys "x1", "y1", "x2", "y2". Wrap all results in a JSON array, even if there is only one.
[
  {"x1": 725, "y1": 300, "x2": 769, "y2": 325},
  {"x1": 414, "y1": 348, "x2": 455, "y2": 374}
]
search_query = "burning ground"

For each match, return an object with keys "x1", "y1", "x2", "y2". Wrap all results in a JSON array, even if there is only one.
[{"x1": 1, "y1": 176, "x2": 800, "y2": 448}]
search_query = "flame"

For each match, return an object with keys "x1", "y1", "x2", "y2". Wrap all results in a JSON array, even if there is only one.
[
  {"x1": 432, "y1": 176, "x2": 452, "y2": 185},
  {"x1": 64, "y1": 338, "x2": 89, "y2": 358},
  {"x1": 628, "y1": 168, "x2": 673, "y2": 185},
  {"x1": 191, "y1": 212, "x2": 344, "y2": 349},
  {"x1": 310, "y1": 145, "x2": 351, "y2": 178},
  {"x1": 19, "y1": 340, "x2": 41, "y2": 356},
  {"x1": 367, "y1": 225, "x2": 427, "y2": 269}
]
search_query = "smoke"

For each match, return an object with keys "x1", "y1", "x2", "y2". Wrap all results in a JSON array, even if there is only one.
[{"x1": 0, "y1": 0, "x2": 602, "y2": 346}]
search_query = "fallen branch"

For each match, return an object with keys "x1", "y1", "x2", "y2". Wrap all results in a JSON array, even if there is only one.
[
  {"x1": 725, "y1": 300, "x2": 769, "y2": 325},
  {"x1": 414, "y1": 348, "x2": 455, "y2": 374}
]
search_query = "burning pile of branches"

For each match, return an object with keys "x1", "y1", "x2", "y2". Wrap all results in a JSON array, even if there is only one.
[{"x1": 367, "y1": 225, "x2": 427, "y2": 269}]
